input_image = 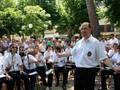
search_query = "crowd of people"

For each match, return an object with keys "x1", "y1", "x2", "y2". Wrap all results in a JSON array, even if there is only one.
[
  {"x1": 0, "y1": 22, "x2": 120, "y2": 90},
  {"x1": 0, "y1": 33, "x2": 75, "y2": 90}
]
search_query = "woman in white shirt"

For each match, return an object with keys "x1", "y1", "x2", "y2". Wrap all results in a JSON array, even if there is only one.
[
  {"x1": 34, "y1": 46, "x2": 47, "y2": 89},
  {"x1": 111, "y1": 45, "x2": 120, "y2": 90},
  {"x1": 44, "y1": 45, "x2": 55, "y2": 90},
  {"x1": 5, "y1": 44, "x2": 23, "y2": 90},
  {"x1": 22, "y1": 47, "x2": 38, "y2": 90},
  {"x1": 54, "y1": 46, "x2": 67, "y2": 90}
]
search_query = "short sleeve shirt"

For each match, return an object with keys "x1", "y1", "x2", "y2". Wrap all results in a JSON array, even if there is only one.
[
  {"x1": 6, "y1": 53, "x2": 22, "y2": 71},
  {"x1": 23, "y1": 54, "x2": 37, "y2": 70},
  {"x1": 71, "y1": 35, "x2": 107, "y2": 68},
  {"x1": 111, "y1": 52, "x2": 120, "y2": 66}
]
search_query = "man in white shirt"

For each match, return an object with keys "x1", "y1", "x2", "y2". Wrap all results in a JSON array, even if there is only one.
[{"x1": 58, "y1": 22, "x2": 120, "y2": 90}]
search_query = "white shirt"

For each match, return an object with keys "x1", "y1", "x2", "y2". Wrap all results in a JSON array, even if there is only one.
[
  {"x1": 108, "y1": 37, "x2": 119, "y2": 47},
  {"x1": 65, "y1": 47, "x2": 73, "y2": 62},
  {"x1": 44, "y1": 50, "x2": 55, "y2": 63},
  {"x1": 36, "y1": 52, "x2": 45, "y2": 67},
  {"x1": 54, "y1": 55, "x2": 67, "y2": 67},
  {"x1": 6, "y1": 53, "x2": 22, "y2": 71},
  {"x1": 39, "y1": 43, "x2": 46, "y2": 53},
  {"x1": 0, "y1": 53, "x2": 6, "y2": 76},
  {"x1": 23, "y1": 54, "x2": 37, "y2": 70},
  {"x1": 71, "y1": 35, "x2": 107, "y2": 68},
  {"x1": 107, "y1": 49, "x2": 117, "y2": 58},
  {"x1": 111, "y1": 52, "x2": 120, "y2": 66}
]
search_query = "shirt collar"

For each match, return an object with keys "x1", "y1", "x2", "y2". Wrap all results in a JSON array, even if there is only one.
[{"x1": 81, "y1": 35, "x2": 93, "y2": 42}]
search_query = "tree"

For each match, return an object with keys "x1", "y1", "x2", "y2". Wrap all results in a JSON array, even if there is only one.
[
  {"x1": 96, "y1": 1, "x2": 107, "y2": 19},
  {"x1": 0, "y1": 8, "x2": 23, "y2": 35},
  {"x1": 85, "y1": 0, "x2": 100, "y2": 38},
  {"x1": 0, "y1": 0, "x2": 16, "y2": 10},
  {"x1": 37, "y1": 0, "x2": 60, "y2": 26},
  {"x1": 0, "y1": 0, "x2": 52, "y2": 36},
  {"x1": 57, "y1": 0, "x2": 89, "y2": 35},
  {"x1": 104, "y1": 0, "x2": 120, "y2": 27},
  {"x1": 23, "y1": 5, "x2": 51, "y2": 35}
]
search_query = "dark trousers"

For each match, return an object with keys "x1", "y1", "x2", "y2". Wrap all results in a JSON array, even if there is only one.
[
  {"x1": 74, "y1": 67, "x2": 99, "y2": 90},
  {"x1": 22, "y1": 74, "x2": 37, "y2": 90},
  {"x1": 113, "y1": 73, "x2": 120, "y2": 90},
  {"x1": 46, "y1": 63, "x2": 53, "y2": 87},
  {"x1": 47, "y1": 73, "x2": 53, "y2": 87},
  {"x1": 54, "y1": 66, "x2": 67, "y2": 86},
  {"x1": 100, "y1": 69, "x2": 113, "y2": 90},
  {"x1": 8, "y1": 71, "x2": 21, "y2": 90},
  {"x1": 36, "y1": 66, "x2": 47, "y2": 86},
  {"x1": 0, "y1": 77, "x2": 6, "y2": 90},
  {"x1": 66, "y1": 63, "x2": 75, "y2": 83},
  {"x1": 22, "y1": 69, "x2": 37, "y2": 90}
]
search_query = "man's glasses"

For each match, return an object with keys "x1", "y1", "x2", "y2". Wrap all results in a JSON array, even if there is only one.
[{"x1": 12, "y1": 47, "x2": 17, "y2": 48}]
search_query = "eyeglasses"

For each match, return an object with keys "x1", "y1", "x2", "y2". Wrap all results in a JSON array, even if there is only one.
[{"x1": 12, "y1": 47, "x2": 17, "y2": 48}]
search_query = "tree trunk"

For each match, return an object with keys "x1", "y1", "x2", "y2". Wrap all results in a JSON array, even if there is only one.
[{"x1": 85, "y1": 0, "x2": 100, "y2": 38}]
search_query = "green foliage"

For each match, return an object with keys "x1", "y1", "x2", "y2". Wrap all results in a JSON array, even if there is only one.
[
  {"x1": 95, "y1": 0, "x2": 107, "y2": 19},
  {"x1": 0, "y1": 0, "x2": 16, "y2": 10},
  {"x1": 23, "y1": 5, "x2": 51, "y2": 35},
  {"x1": 38, "y1": 0, "x2": 60, "y2": 26},
  {"x1": 104, "y1": 0, "x2": 120, "y2": 26},
  {"x1": 0, "y1": 8, "x2": 23, "y2": 35},
  {"x1": 0, "y1": 0, "x2": 106, "y2": 37},
  {"x1": 17, "y1": 0, "x2": 28, "y2": 10},
  {"x1": 0, "y1": 0, "x2": 51, "y2": 36},
  {"x1": 57, "y1": 0, "x2": 89, "y2": 34}
]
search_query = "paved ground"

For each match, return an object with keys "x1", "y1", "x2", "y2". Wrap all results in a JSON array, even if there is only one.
[
  {"x1": 35, "y1": 73, "x2": 114, "y2": 90},
  {"x1": 35, "y1": 80, "x2": 74, "y2": 90}
]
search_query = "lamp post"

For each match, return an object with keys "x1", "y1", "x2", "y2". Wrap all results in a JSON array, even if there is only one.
[{"x1": 28, "y1": 24, "x2": 33, "y2": 36}]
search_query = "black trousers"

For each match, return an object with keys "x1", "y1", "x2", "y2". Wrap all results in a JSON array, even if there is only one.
[
  {"x1": 54, "y1": 66, "x2": 67, "y2": 86},
  {"x1": 100, "y1": 69, "x2": 113, "y2": 90},
  {"x1": 36, "y1": 66, "x2": 47, "y2": 86},
  {"x1": 66, "y1": 63, "x2": 76, "y2": 83},
  {"x1": 22, "y1": 69, "x2": 37, "y2": 90},
  {"x1": 113, "y1": 73, "x2": 120, "y2": 90},
  {"x1": 23, "y1": 74, "x2": 37, "y2": 90},
  {"x1": 0, "y1": 77, "x2": 6, "y2": 90},
  {"x1": 46, "y1": 63, "x2": 53, "y2": 87},
  {"x1": 8, "y1": 71, "x2": 21, "y2": 90},
  {"x1": 74, "y1": 67, "x2": 99, "y2": 90}
]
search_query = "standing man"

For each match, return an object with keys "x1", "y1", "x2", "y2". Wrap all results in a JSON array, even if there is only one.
[
  {"x1": 58, "y1": 22, "x2": 119, "y2": 90},
  {"x1": 72, "y1": 22, "x2": 104, "y2": 90},
  {"x1": 72, "y1": 22, "x2": 120, "y2": 90}
]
